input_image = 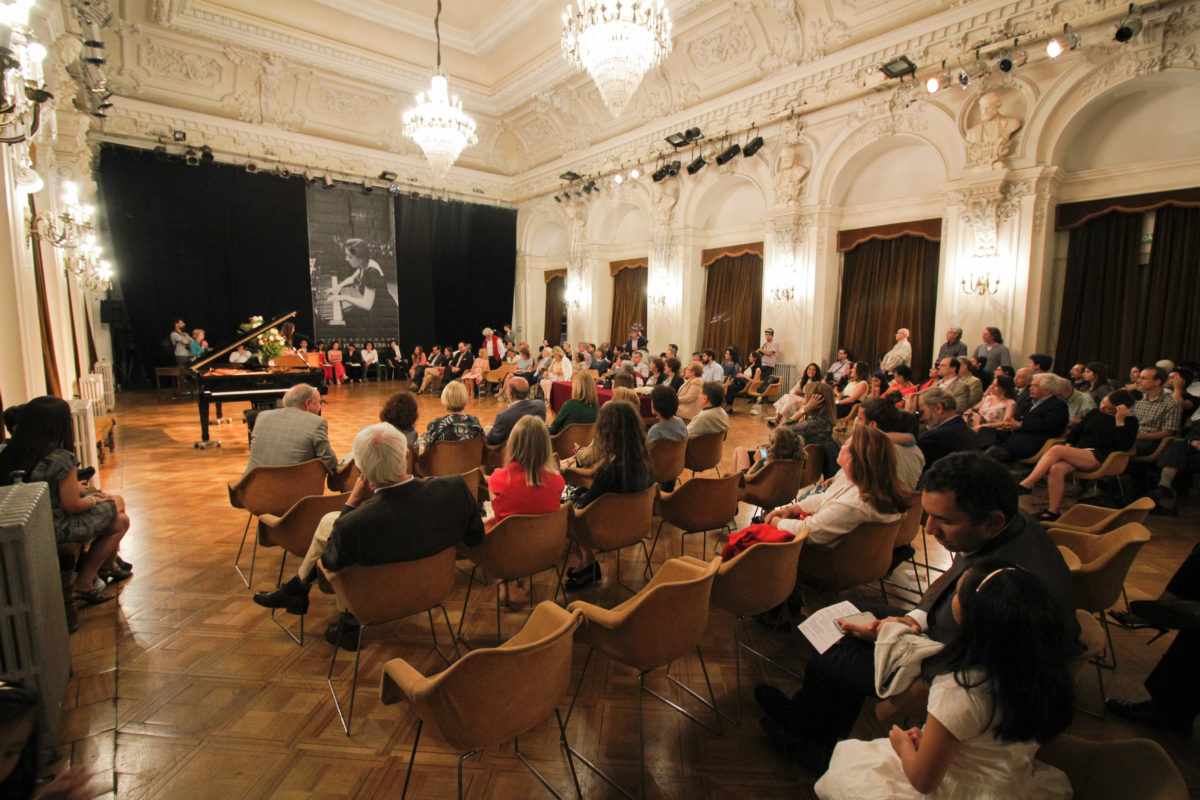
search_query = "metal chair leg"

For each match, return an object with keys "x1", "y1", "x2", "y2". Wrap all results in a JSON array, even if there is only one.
[
  {"x1": 266, "y1": 551, "x2": 304, "y2": 645},
  {"x1": 400, "y1": 719, "x2": 423, "y2": 800},
  {"x1": 233, "y1": 513, "x2": 254, "y2": 587},
  {"x1": 1096, "y1": 611, "x2": 1118, "y2": 670},
  {"x1": 327, "y1": 618, "x2": 366, "y2": 735},
  {"x1": 457, "y1": 749, "x2": 482, "y2": 800},
  {"x1": 657, "y1": 646, "x2": 724, "y2": 735}
]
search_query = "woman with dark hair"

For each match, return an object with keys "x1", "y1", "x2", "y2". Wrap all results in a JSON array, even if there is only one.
[
  {"x1": 815, "y1": 561, "x2": 1074, "y2": 799},
  {"x1": 724, "y1": 350, "x2": 762, "y2": 409},
  {"x1": 771, "y1": 363, "x2": 825, "y2": 425},
  {"x1": 866, "y1": 371, "x2": 890, "y2": 400},
  {"x1": 0, "y1": 397, "x2": 131, "y2": 604},
  {"x1": 409, "y1": 345, "x2": 428, "y2": 388},
  {"x1": 563, "y1": 401, "x2": 654, "y2": 590},
  {"x1": 326, "y1": 238, "x2": 397, "y2": 325},
  {"x1": 723, "y1": 347, "x2": 742, "y2": 378},
  {"x1": 379, "y1": 390, "x2": 420, "y2": 450},
  {"x1": 1081, "y1": 361, "x2": 1112, "y2": 403},
  {"x1": 327, "y1": 341, "x2": 346, "y2": 384},
  {"x1": 966, "y1": 374, "x2": 1017, "y2": 429},
  {"x1": 1, "y1": 681, "x2": 90, "y2": 799},
  {"x1": 888, "y1": 364, "x2": 918, "y2": 406},
  {"x1": 779, "y1": 382, "x2": 839, "y2": 449},
  {"x1": 835, "y1": 361, "x2": 870, "y2": 417},
  {"x1": 1017, "y1": 389, "x2": 1139, "y2": 521},
  {"x1": 732, "y1": 424, "x2": 804, "y2": 476}
]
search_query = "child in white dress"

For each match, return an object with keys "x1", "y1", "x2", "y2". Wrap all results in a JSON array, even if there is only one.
[{"x1": 816, "y1": 560, "x2": 1075, "y2": 800}]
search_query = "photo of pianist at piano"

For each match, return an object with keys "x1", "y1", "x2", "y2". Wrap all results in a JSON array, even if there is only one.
[{"x1": 324, "y1": 238, "x2": 398, "y2": 328}]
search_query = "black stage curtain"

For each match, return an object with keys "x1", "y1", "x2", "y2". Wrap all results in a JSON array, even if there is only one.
[
  {"x1": 545, "y1": 275, "x2": 565, "y2": 344},
  {"x1": 1143, "y1": 205, "x2": 1200, "y2": 362},
  {"x1": 609, "y1": 265, "x2": 647, "y2": 347},
  {"x1": 97, "y1": 145, "x2": 312, "y2": 383},
  {"x1": 837, "y1": 235, "x2": 939, "y2": 377},
  {"x1": 393, "y1": 195, "x2": 516, "y2": 350},
  {"x1": 1053, "y1": 211, "x2": 1145, "y2": 374},
  {"x1": 700, "y1": 253, "x2": 763, "y2": 365}
]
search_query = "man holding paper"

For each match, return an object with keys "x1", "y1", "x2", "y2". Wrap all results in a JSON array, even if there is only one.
[{"x1": 755, "y1": 451, "x2": 1079, "y2": 773}]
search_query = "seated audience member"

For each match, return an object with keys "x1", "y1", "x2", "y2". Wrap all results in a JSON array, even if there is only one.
[
  {"x1": 676, "y1": 363, "x2": 706, "y2": 420},
  {"x1": 856, "y1": 398, "x2": 925, "y2": 491},
  {"x1": 772, "y1": 363, "x2": 823, "y2": 424},
  {"x1": 887, "y1": 364, "x2": 918, "y2": 406},
  {"x1": 461, "y1": 347, "x2": 489, "y2": 397},
  {"x1": 756, "y1": 451, "x2": 1079, "y2": 773},
  {"x1": 978, "y1": 374, "x2": 1069, "y2": 462},
  {"x1": 417, "y1": 381, "x2": 484, "y2": 454},
  {"x1": 611, "y1": 371, "x2": 637, "y2": 391},
  {"x1": 245, "y1": 384, "x2": 338, "y2": 474},
  {"x1": 723, "y1": 347, "x2": 742, "y2": 378},
  {"x1": 916, "y1": 387, "x2": 980, "y2": 467},
  {"x1": 379, "y1": 390, "x2": 420, "y2": 450},
  {"x1": 444, "y1": 341, "x2": 474, "y2": 384},
  {"x1": 0, "y1": 396, "x2": 132, "y2": 605},
  {"x1": 687, "y1": 381, "x2": 731, "y2": 438},
  {"x1": 1123, "y1": 365, "x2": 1142, "y2": 390},
  {"x1": 1069, "y1": 362, "x2": 1087, "y2": 391},
  {"x1": 994, "y1": 364, "x2": 1016, "y2": 381},
  {"x1": 647, "y1": 385, "x2": 688, "y2": 443},
  {"x1": 229, "y1": 344, "x2": 252, "y2": 365},
  {"x1": 610, "y1": 386, "x2": 641, "y2": 409},
  {"x1": 1131, "y1": 366, "x2": 1183, "y2": 455},
  {"x1": 503, "y1": 345, "x2": 537, "y2": 395},
  {"x1": 1017, "y1": 390, "x2": 1138, "y2": 521},
  {"x1": 408, "y1": 345, "x2": 428, "y2": 387},
  {"x1": 254, "y1": 423, "x2": 483, "y2": 648},
  {"x1": 1150, "y1": 417, "x2": 1200, "y2": 514},
  {"x1": 965, "y1": 374, "x2": 1017, "y2": 429},
  {"x1": 344, "y1": 343, "x2": 364, "y2": 383},
  {"x1": 879, "y1": 328, "x2": 912, "y2": 374},
  {"x1": 865, "y1": 371, "x2": 890, "y2": 400},
  {"x1": 1056, "y1": 374, "x2": 1096, "y2": 425},
  {"x1": 968, "y1": 356, "x2": 993, "y2": 391},
  {"x1": 538, "y1": 346, "x2": 573, "y2": 400},
  {"x1": 1078, "y1": 361, "x2": 1112, "y2": 404},
  {"x1": 765, "y1": 425, "x2": 908, "y2": 546},
  {"x1": 733, "y1": 424, "x2": 803, "y2": 476},
  {"x1": 1167, "y1": 366, "x2": 1198, "y2": 421},
  {"x1": 0, "y1": 680, "x2": 92, "y2": 799},
  {"x1": 724, "y1": 352, "x2": 760, "y2": 409},
  {"x1": 956, "y1": 357, "x2": 983, "y2": 408},
  {"x1": 783, "y1": 382, "x2": 839, "y2": 452},
  {"x1": 835, "y1": 361, "x2": 870, "y2": 417},
  {"x1": 418, "y1": 346, "x2": 448, "y2": 393},
  {"x1": 932, "y1": 357, "x2": 971, "y2": 413},
  {"x1": 548, "y1": 371, "x2": 599, "y2": 435},
  {"x1": 936, "y1": 326, "x2": 968, "y2": 362},
  {"x1": 1105, "y1": 542, "x2": 1200, "y2": 734},
  {"x1": 360, "y1": 341, "x2": 379, "y2": 378},
  {"x1": 1012, "y1": 366, "x2": 1035, "y2": 414},
  {"x1": 1028, "y1": 352, "x2": 1053, "y2": 375},
  {"x1": 973, "y1": 326, "x2": 1012, "y2": 373},
  {"x1": 701, "y1": 349, "x2": 724, "y2": 382},
  {"x1": 814, "y1": 561, "x2": 1074, "y2": 799},
  {"x1": 629, "y1": 351, "x2": 651, "y2": 383},
  {"x1": 563, "y1": 401, "x2": 654, "y2": 590},
  {"x1": 487, "y1": 415, "x2": 564, "y2": 528},
  {"x1": 327, "y1": 341, "x2": 347, "y2": 384},
  {"x1": 643, "y1": 356, "x2": 667, "y2": 387},
  {"x1": 826, "y1": 348, "x2": 852, "y2": 387}
]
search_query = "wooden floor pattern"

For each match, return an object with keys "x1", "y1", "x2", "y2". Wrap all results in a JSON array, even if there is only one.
[{"x1": 53, "y1": 380, "x2": 1200, "y2": 799}]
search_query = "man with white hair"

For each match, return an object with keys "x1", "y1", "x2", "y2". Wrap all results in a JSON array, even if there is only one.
[
  {"x1": 243, "y1": 383, "x2": 336, "y2": 475},
  {"x1": 253, "y1": 422, "x2": 484, "y2": 649},
  {"x1": 482, "y1": 327, "x2": 504, "y2": 368},
  {"x1": 936, "y1": 327, "x2": 967, "y2": 362},
  {"x1": 1056, "y1": 374, "x2": 1096, "y2": 425},
  {"x1": 880, "y1": 328, "x2": 912, "y2": 374},
  {"x1": 980, "y1": 372, "x2": 1070, "y2": 462}
]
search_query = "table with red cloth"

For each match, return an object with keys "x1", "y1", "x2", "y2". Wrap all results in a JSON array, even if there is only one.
[{"x1": 548, "y1": 380, "x2": 654, "y2": 419}]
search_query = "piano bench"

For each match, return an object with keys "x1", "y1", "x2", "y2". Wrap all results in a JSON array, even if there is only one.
[{"x1": 155, "y1": 366, "x2": 185, "y2": 396}]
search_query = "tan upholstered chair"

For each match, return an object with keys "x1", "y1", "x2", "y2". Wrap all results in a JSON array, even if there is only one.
[
  {"x1": 651, "y1": 474, "x2": 741, "y2": 560},
  {"x1": 256, "y1": 491, "x2": 350, "y2": 644},
  {"x1": 881, "y1": 493, "x2": 927, "y2": 601},
  {"x1": 684, "y1": 430, "x2": 726, "y2": 476},
  {"x1": 1130, "y1": 436, "x2": 1180, "y2": 465},
  {"x1": 227, "y1": 458, "x2": 330, "y2": 588},
  {"x1": 796, "y1": 517, "x2": 904, "y2": 603},
  {"x1": 326, "y1": 459, "x2": 360, "y2": 493},
  {"x1": 457, "y1": 505, "x2": 570, "y2": 644},
  {"x1": 1047, "y1": 497, "x2": 1154, "y2": 535},
  {"x1": 709, "y1": 533, "x2": 808, "y2": 722},
  {"x1": 739, "y1": 458, "x2": 808, "y2": 515},
  {"x1": 647, "y1": 438, "x2": 687, "y2": 485},
  {"x1": 567, "y1": 484, "x2": 657, "y2": 595},
  {"x1": 1050, "y1": 522, "x2": 1151, "y2": 670},
  {"x1": 1019, "y1": 435, "x2": 1068, "y2": 465},
  {"x1": 482, "y1": 441, "x2": 506, "y2": 471},
  {"x1": 559, "y1": 463, "x2": 597, "y2": 488},
  {"x1": 549, "y1": 422, "x2": 596, "y2": 462},
  {"x1": 1073, "y1": 448, "x2": 1135, "y2": 482},
  {"x1": 745, "y1": 379, "x2": 781, "y2": 409},
  {"x1": 319, "y1": 548, "x2": 461, "y2": 734},
  {"x1": 565, "y1": 556, "x2": 722, "y2": 799},
  {"x1": 482, "y1": 361, "x2": 515, "y2": 395},
  {"x1": 380, "y1": 603, "x2": 585, "y2": 800},
  {"x1": 458, "y1": 466, "x2": 485, "y2": 506},
  {"x1": 1037, "y1": 735, "x2": 1188, "y2": 800},
  {"x1": 416, "y1": 436, "x2": 485, "y2": 477}
]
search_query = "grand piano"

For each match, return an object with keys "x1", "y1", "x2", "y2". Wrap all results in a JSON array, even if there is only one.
[{"x1": 187, "y1": 311, "x2": 326, "y2": 448}]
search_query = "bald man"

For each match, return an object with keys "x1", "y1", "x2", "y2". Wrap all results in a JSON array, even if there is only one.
[
  {"x1": 244, "y1": 383, "x2": 337, "y2": 475},
  {"x1": 485, "y1": 376, "x2": 547, "y2": 446},
  {"x1": 880, "y1": 328, "x2": 912, "y2": 374}
]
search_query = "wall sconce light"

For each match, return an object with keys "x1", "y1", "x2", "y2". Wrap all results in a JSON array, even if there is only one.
[
  {"x1": 961, "y1": 272, "x2": 1000, "y2": 296},
  {"x1": 64, "y1": 232, "x2": 113, "y2": 291},
  {"x1": 769, "y1": 285, "x2": 794, "y2": 303},
  {"x1": 564, "y1": 277, "x2": 587, "y2": 310},
  {"x1": 29, "y1": 181, "x2": 95, "y2": 249}
]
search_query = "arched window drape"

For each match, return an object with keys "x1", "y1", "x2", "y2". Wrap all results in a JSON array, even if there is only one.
[
  {"x1": 609, "y1": 262, "x2": 647, "y2": 347},
  {"x1": 544, "y1": 272, "x2": 566, "y2": 345},
  {"x1": 700, "y1": 252, "x2": 762, "y2": 365}
]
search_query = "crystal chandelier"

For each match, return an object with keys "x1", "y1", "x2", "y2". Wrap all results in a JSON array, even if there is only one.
[
  {"x1": 0, "y1": 0, "x2": 53, "y2": 145},
  {"x1": 562, "y1": 0, "x2": 672, "y2": 117},
  {"x1": 402, "y1": 0, "x2": 477, "y2": 178},
  {"x1": 65, "y1": 233, "x2": 113, "y2": 292}
]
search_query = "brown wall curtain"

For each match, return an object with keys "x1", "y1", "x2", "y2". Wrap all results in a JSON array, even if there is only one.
[
  {"x1": 544, "y1": 274, "x2": 565, "y2": 345},
  {"x1": 700, "y1": 253, "x2": 762, "y2": 364},
  {"x1": 609, "y1": 266, "x2": 647, "y2": 346},
  {"x1": 837, "y1": 235, "x2": 940, "y2": 378},
  {"x1": 1143, "y1": 206, "x2": 1200, "y2": 360},
  {"x1": 1053, "y1": 211, "x2": 1144, "y2": 373},
  {"x1": 29, "y1": 198, "x2": 62, "y2": 398}
]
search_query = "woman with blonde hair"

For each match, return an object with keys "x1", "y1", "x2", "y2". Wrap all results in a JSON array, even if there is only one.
[
  {"x1": 550, "y1": 371, "x2": 600, "y2": 434},
  {"x1": 461, "y1": 347, "x2": 489, "y2": 397},
  {"x1": 676, "y1": 362, "x2": 705, "y2": 420},
  {"x1": 538, "y1": 346, "x2": 574, "y2": 400},
  {"x1": 488, "y1": 416, "x2": 565, "y2": 526},
  {"x1": 416, "y1": 380, "x2": 484, "y2": 454}
]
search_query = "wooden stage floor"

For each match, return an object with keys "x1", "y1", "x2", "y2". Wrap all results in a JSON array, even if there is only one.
[{"x1": 56, "y1": 380, "x2": 1200, "y2": 798}]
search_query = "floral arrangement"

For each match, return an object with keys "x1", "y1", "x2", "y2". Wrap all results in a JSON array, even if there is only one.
[{"x1": 237, "y1": 316, "x2": 287, "y2": 362}]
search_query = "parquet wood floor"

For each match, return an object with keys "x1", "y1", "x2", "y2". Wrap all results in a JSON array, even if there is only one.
[{"x1": 53, "y1": 380, "x2": 1200, "y2": 798}]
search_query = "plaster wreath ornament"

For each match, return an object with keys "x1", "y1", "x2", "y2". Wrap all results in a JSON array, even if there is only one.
[{"x1": 238, "y1": 316, "x2": 287, "y2": 363}]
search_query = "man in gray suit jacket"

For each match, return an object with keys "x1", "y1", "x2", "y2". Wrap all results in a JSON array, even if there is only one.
[
  {"x1": 253, "y1": 422, "x2": 484, "y2": 649},
  {"x1": 243, "y1": 384, "x2": 337, "y2": 475}
]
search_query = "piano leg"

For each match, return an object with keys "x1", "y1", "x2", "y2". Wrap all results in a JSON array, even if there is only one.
[{"x1": 194, "y1": 394, "x2": 221, "y2": 449}]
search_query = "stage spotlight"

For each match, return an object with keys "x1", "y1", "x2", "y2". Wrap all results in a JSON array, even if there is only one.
[
  {"x1": 925, "y1": 75, "x2": 941, "y2": 93},
  {"x1": 629, "y1": 167, "x2": 640, "y2": 179},
  {"x1": 200, "y1": 145, "x2": 214, "y2": 164},
  {"x1": 153, "y1": 145, "x2": 168, "y2": 161},
  {"x1": 554, "y1": 194, "x2": 563, "y2": 202},
  {"x1": 613, "y1": 173, "x2": 623, "y2": 184},
  {"x1": 957, "y1": 70, "x2": 970, "y2": 88},
  {"x1": 276, "y1": 166, "x2": 291, "y2": 179},
  {"x1": 879, "y1": 55, "x2": 917, "y2": 79},
  {"x1": 684, "y1": 126, "x2": 701, "y2": 142},
  {"x1": 651, "y1": 166, "x2": 667, "y2": 182},
  {"x1": 379, "y1": 171, "x2": 398, "y2": 181},
  {"x1": 1046, "y1": 38, "x2": 1064, "y2": 58},
  {"x1": 172, "y1": 130, "x2": 186, "y2": 142},
  {"x1": 665, "y1": 160, "x2": 680, "y2": 177},
  {"x1": 183, "y1": 147, "x2": 199, "y2": 166},
  {"x1": 743, "y1": 135, "x2": 764, "y2": 158},
  {"x1": 559, "y1": 170, "x2": 581, "y2": 181},
  {"x1": 388, "y1": 182, "x2": 402, "y2": 195},
  {"x1": 665, "y1": 131, "x2": 687, "y2": 148},
  {"x1": 244, "y1": 161, "x2": 258, "y2": 173},
  {"x1": 998, "y1": 57, "x2": 1013, "y2": 72},
  {"x1": 716, "y1": 143, "x2": 741, "y2": 165},
  {"x1": 1114, "y1": 6, "x2": 1143, "y2": 42},
  {"x1": 686, "y1": 155, "x2": 705, "y2": 175}
]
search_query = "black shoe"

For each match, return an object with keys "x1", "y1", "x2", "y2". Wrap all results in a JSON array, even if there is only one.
[
  {"x1": 115, "y1": 556, "x2": 133, "y2": 572},
  {"x1": 1016, "y1": 484, "x2": 1032, "y2": 496},
  {"x1": 1105, "y1": 698, "x2": 1193, "y2": 736},
  {"x1": 754, "y1": 684, "x2": 790, "y2": 725},
  {"x1": 324, "y1": 618, "x2": 362, "y2": 651},
  {"x1": 759, "y1": 716, "x2": 832, "y2": 773},
  {"x1": 99, "y1": 565, "x2": 132, "y2": 585},
  {"x1": 564, "y1": 561, "x2": 601, "y2": 591},
  {"x1": 1127, "y1": 599, "x2": 1200, "y2": 632},
  {"x1": 253, "y1": 583, "x2": 309, "y2": 616}
]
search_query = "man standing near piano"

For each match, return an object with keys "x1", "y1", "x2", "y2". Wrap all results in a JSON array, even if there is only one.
[{"x1": 243, "y1": 384, "x2": 338, "y2": 476}]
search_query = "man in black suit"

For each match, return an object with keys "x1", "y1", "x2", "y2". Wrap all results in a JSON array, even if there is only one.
[
  {"x1": 446, "y1": 341, "x2": 475, "y2": 382},
  {"x1": 254, "y1": 422, "x2": 483, "y2": 649},
  {"x1": 979, "y1": 372, "x2": 1069, "y2": 461},
  {"x1": 915, "y1": 386, "x2": 979, "y2": 468},
  {"x1": 755, "y1": 451, "x2": 1079, "y2": 771},
  {"x1": 485, "y1": 377, "x2": 546, "y2": 446}
]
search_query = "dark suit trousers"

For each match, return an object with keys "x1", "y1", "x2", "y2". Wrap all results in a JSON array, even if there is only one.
[{"x1": 1145, "y1": 543, "x2": 1200, "y2": 723}]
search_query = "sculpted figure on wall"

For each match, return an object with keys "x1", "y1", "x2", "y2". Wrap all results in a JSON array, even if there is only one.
[
  {"x1": 652, "y1": 178, "x2": 680, "y2": 226},
  {"x1": 965, "y1": 91, "x2": 1022, "y2": 168},
  {"x1": 773, "y1": 142, "x2": 810, "y2": 206}
]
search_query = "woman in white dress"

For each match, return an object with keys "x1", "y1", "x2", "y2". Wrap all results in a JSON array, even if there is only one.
[
  {"x1": 538, "y1": 347, "x2": 573, "y2": 401},
  {"x1": 815, "y1": 561, "x2": 1074, "y2": 800},
  {"x1": 835, "y1": 361, "x2": 870, "y2": 417}
]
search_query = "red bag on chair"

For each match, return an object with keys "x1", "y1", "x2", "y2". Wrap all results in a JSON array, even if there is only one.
[{"x1": 721, "y1": 522, "x2": 795, "y2": 560}]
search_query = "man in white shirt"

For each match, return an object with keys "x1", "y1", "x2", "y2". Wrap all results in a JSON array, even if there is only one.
[
  {"x1": 229, "y1": 345, "x2": 252, "y2": 365},
  {"x1": 629, "y1": 351, "x2": 650, "y2": 383},
  {"x1": 879, "y1": 328, "x2": 912, "y2": 374},
  {"x1": 700, "y1": 349, "x2": 724, "y2": 383}
]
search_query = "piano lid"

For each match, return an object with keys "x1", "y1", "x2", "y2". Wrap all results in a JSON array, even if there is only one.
[{"x1": 188, "y1": 310, "x2": 297, "y2": 373}]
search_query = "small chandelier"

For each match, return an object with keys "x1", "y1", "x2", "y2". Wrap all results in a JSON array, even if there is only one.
[
  {"x1": 0, "y1": 0, "x2": 53, "y2": 145},
  {"x1": 30, "y1": 181, "x2": 95, "y2": 249},
  {"x1": 562, "y1": 0, "x2": 672, "y2": 117},
  {"x1": 402, "y1": 0, "x2": 477, "y2": 178},
  {"x1": 65, "y1": 233, "x2": 113, "y2": 292},
  {"x1": 961, "y1": 272, "x2": 1000, "y2": 297}
]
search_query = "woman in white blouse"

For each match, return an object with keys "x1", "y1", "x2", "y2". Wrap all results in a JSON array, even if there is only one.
[{"x1": 538, "y1": 346, "x2": 573, "y2": 400}]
